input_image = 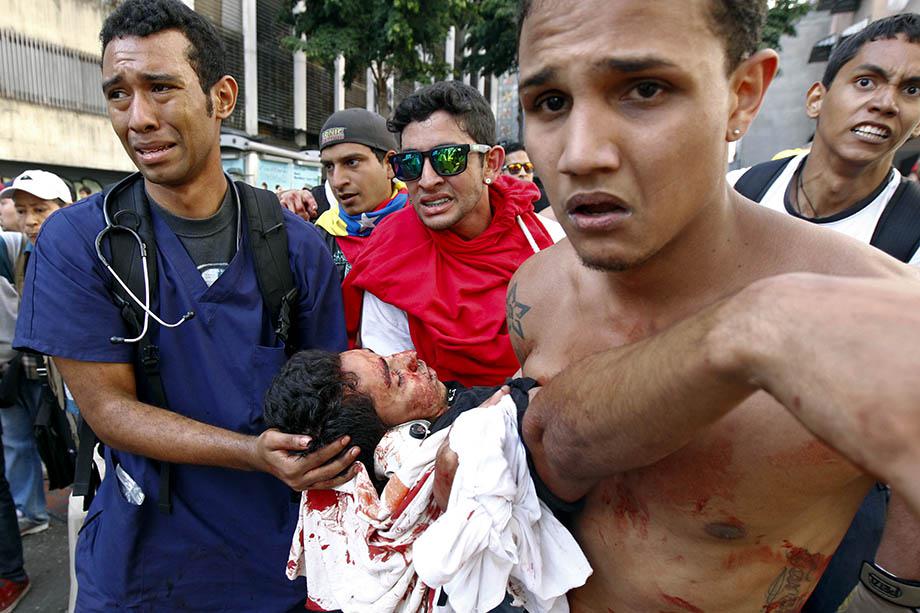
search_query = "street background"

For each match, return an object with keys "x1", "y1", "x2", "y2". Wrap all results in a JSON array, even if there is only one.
[{"x1": 18, "y1": 481, "x2": 70, "y2": 612}]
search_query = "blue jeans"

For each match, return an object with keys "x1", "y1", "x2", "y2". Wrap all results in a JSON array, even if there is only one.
[
  {"x1": 1, "y1": 378, "x2": 48, "y2": 523},
  {"x1": 0, "y1": 416, "x2": 27, "y2": 582}
]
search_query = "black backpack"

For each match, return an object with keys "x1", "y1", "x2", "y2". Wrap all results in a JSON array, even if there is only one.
[
  {"x1": 734, "y1": 157, "x2": 920, "y2": 263},
  {"x1": 72, "y1": 174, "x2": 298, "y2": 513}
]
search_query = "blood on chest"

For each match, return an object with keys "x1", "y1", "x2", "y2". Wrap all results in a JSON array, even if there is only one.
[{"x1": 639, "y1": 435, "x2": 740, "y2": 516}]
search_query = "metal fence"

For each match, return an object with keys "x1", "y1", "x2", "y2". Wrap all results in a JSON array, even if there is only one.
[{"x1": 0, "y1": 29, "x2": 106, "y2": 116}]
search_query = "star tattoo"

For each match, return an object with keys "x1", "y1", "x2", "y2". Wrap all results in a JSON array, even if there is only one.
[{"x1": 506, "y1": 282, "x2": 531, "y2": 339}]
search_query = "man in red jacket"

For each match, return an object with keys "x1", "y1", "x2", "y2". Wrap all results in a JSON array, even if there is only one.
[{"x1": 343, "y1": 81, "x2": 563, "y2": 387}]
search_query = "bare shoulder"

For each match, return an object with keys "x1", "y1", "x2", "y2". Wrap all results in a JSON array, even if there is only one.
[
  {"x1": 742, "y1": 204, "x2": 914, "y2": 280},
  {"x1": 508, "y1": 240, "x2": 579, "y2": 367},
  {"x1": 808, "y1": 224, "x2": 914, "y2": 279}
]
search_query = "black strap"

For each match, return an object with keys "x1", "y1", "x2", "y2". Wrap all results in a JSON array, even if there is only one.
[
  {"x1": 0, "y1": 239, "x2": 14, "y2": 285},
  {"x1": 137, "y1": 337, "x2": 172, "y2": 513},
  {"x1": 316, "y1": 224, "x2": 349, "y2": 283},
  {"x1": 235, "y1": 181, "x2": 299, "y2": 352},
  {"x1": 733, "y1": 157, "x2": 796, "y2": 203},
  {"x1": 311, "y1": 184, "x2": 331, "y2": 218},
  {"x1": 83, "y1": 175, "x2": 175, "y2": 512},
  {"x1": 107, "y1": 177, "x2": 158, "y2": 316},
  {"x1": 869, "y1": 179, "x2": 920, "y2": 263},
  {"x1": 73, "y1": 418, "x2": 101, "y2": 511},
  {"x1": 116, "y1": 290, "x2": 174, "y2": 513},
  {"x1": 107, "y1": 177, "x2": 174, "y2": 513}
]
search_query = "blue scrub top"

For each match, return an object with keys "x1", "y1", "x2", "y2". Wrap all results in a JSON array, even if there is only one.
[{"x1": 15, "y1": 190, "x2": 347, "y2": 611}]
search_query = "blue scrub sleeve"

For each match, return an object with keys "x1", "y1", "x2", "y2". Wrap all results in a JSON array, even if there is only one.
[
  {"x1": 14, "y1": 209, "x2": 133, "y2": 363},
  {"x1": 287, "y1": 214, "x2": 348, "y2": 353}
]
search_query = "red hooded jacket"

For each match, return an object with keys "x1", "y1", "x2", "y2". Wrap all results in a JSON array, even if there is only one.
[{"x1": 342, "y1": 175, "x2": 554, "y2": 386}]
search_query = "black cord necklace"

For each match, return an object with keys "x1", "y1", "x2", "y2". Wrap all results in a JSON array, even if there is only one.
[{"x1": 797, "y1": 165, "x2": 820, "y2": 218}]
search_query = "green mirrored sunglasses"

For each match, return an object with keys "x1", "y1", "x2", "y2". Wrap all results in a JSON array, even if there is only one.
[{"x1": 390, "y1": 144, "x2": 491, "y2": 182}]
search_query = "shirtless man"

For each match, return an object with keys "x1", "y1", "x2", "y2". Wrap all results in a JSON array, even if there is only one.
[{"x1": 510, "y1": 1, "x2": 920, "y2": 611}]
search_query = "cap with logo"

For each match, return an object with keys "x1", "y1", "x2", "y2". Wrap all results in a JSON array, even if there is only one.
[
  {"x1": 0, "y1": 170, "x2": 73, "y2": 204},
  {"x1": 319, "y1": 108, "x2": 397, "y2": 153}
]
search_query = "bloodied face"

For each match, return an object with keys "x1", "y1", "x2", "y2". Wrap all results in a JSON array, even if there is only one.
[{"x1": 339, "y1": 350, "x2": 448, "y2": 427}]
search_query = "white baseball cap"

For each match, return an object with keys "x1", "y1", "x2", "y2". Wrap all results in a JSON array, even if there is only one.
[{"x1": 0, "y1": 170, "x2": 73, "y2": 204}]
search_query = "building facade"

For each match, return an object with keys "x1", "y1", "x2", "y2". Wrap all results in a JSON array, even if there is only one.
[{"x1": 1, "y1": 0, "x2": 505, "y2": 196}]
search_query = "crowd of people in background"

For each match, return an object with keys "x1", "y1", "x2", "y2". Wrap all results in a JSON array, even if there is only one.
[{"x1": 3, "y1": 1, "x2": 920, "y2": 612}]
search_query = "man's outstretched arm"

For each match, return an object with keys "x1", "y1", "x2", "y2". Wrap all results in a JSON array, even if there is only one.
[
  {"x1": 747, "y1": 274, "x2": 920, "y2": 515},
  {"x1": 524, "y1": 273, "x2": 920, "y2": 508},
  {"x1": 520, "y1": 285, "x2": 760, "y2": 501}
]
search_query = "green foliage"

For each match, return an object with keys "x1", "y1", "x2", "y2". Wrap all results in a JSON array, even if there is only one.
[
  {"x1": 461, "y1": 0, "x2": 519, "y2": 77},
  {"x1": 462, "y1": 0, "x2": 815, "y2": 78},
  {"x1": 285, "y1": 0, "x2": 469, "y2": 106},
  {"x1": 286, "y1": 0, "x2": 815, "y2": 101},
  {"x1": 762, "y1": 0, "x2": 814, "y2": 52}
]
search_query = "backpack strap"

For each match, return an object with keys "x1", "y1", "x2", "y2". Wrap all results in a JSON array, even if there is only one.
[
  {"x1": 311, "y1": 183, "x2": 331, "y2": 218},
  {"x1": 72, "y1": 418, "x2": 102, "y2": 510},
  {"x1": 0, "y1": 234, "x2": 17, "y2": 285},
  {"x1": 869, "y1": 178, "x2": 920, "y2": 263},
  {"x1": 734, "y1": 156, "x2": 796, "y2": 203},
  {"x1": 316, "y1": 224, "x2": 349, "y2": 283},
  {"x1": 108, "y1": 178, "x2": 174, "y2": 512},
  {"x1": 76, "y1": 174, "x2": 174, "y2": 513},
  {"x1": 235, "y1": 181, "x2": 299, "y2": 353}
]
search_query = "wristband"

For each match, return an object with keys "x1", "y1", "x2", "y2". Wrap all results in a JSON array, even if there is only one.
[{"x1": 860, "y1": 561, "x2": 920, "y2": 608}]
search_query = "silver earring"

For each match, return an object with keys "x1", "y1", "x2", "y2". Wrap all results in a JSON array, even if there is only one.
[
  {"x1": 484, "y1": 178, "x2": 492, "y2": 185},
  {"x1": 732, "y1": 128, "x2": 741, "y2": 136}
]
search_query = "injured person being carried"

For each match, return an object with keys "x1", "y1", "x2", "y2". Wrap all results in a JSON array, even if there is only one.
[{"x1": 263, "y1": 349, "x2": 591, "y2": 613}]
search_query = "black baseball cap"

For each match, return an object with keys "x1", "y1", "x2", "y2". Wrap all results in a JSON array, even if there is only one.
[{"x1": 319, "y1": 108, "x2": 398, "y2": 153}]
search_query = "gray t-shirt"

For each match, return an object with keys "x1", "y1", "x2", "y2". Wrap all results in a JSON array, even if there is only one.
[{"x1": 151, "y1": 185, "x2": 239, "y2": 287}]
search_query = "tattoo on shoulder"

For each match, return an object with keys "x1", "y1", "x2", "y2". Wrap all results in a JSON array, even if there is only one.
[{"x1": 506, "y1": 281, "x2": 532, "y2": 340}]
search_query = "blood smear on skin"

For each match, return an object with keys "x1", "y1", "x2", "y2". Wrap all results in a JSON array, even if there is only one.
[
  {"x1": 613, "y1": 481, "x2": 650, "y2": 538},
  {"x1": 661, "y1": 593, "x2": 703, "y2": 613},
  {"x1": 768, "y1": 439, "x2": 842, "y2": 467},
  {"x1": 722, "y1": 544, "x2": 784, "y2": 570},
  {"x1": 645, "y1": 437, "x2": 738, "y2": 514},
  {"x1": 783, "y1": 540, "x2": 829, "y2": 573}
]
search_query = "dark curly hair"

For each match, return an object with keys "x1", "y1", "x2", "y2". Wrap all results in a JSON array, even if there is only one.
[
  {"x1": 100, "y1": 0, "x2": 227, "y2": 114},
  {"x1": 388, "y1": 81, "x2": 497, "y2": 146},
  {"x1": 501, "y1": 140, "x2": 526, "y2": 155},
  {"x1": 517, "y1": 0, "x2": 767, "y2": 73},
  {"x1": 263, "y1": 350, "x2": 387, "y2": 489},
  {"x1": 822, "y1": 13, "x2": 920, "y2": 88}
]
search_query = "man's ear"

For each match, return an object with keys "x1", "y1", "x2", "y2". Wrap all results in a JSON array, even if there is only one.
[
  {"x1": 482, "y1": 145, "x2": 505, "y2": 184},
  {"x1": 212, "y1": 75, "x2": 238, "y2": 120},
  {"x1": 384, "y1": 150, "x2": 396, "y2": 181},
  {"x1": 805, "y1": 82, "x2": 826, "y2": 120},
  {"x1": 726, "y1": 48, "x2": 779, "y2": 141}
]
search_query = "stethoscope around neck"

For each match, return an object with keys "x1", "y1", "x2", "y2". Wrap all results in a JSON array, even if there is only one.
[{"x1": 94, "y1": 173, "x2": 196, "y2": 344}]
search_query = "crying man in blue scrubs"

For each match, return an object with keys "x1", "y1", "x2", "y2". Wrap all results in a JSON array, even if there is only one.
[{"x1": 13, "y1": 0, "x2": 357, "y2": 610}]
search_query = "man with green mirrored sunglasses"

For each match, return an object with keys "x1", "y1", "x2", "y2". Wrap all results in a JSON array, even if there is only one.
[{"x1": 341, "y1": 81, "x2": 565, "y2": 388}]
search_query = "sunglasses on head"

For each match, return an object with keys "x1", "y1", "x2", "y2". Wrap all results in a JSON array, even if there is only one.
[
  {"x1": 503, "y1": 162, "x2": 534, "y2": 174},
  {"x1": 389, "y1": 144, "x2": 492, "y2": 182}
]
